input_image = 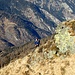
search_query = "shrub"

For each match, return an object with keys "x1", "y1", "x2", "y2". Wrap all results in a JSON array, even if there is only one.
[{"x1": 55, "y1": 23, "x2": 75, "y2": 54}]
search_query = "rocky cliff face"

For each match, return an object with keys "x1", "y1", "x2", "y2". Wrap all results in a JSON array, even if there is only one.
[
  {"x1": 0, "y1": 0, "x2": 75, "y2": 50},
  {"x1": 26, "y1": 0, "x2": 75, "y2": 21}
]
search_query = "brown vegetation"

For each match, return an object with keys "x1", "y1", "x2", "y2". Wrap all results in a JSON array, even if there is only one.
[{"x1": 63, "y1": 20, "x2": 75, "y2": 36}]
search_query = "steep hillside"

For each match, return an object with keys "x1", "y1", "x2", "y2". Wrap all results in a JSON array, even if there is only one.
[
  {"x1": 26, "y1": 0, "x2": 75, "y2": 21},
  {"x1": 0, "y1": 20, "x2": 75, "y2": 75},
  {"x1": 0, "y1": 11, "x2": 51, "y2": 50},
  {"x1": 0, "y1": 36, "x2": 49, "y2": 68},
  {"x1": 1, "y1": 48, "x2": 75, "y2": 75},
  {"x1": 0, "y1": 0, "x2": 75, "y2": 50}
]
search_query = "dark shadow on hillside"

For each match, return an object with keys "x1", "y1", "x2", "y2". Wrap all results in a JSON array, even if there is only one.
[
  {"x1": 12, "y1": 15, "x2": 41, "y2": 39},
  {"x1": 50, "y1": 7, "x2": 65, "y2": 22},
  {"x1": 30, "y1": 3, "x2": 57, "y2": 28},
  {"x1": 65, "y1": 0, "x2": 75, "y2": 14},
  {"x1": 0, "y1": 38, "x2": 14, "y2": 47}
]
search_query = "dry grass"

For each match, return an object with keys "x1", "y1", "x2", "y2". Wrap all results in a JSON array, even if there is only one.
[
  {"x1": 1, "y1": 42, "x2": 75, "y2": 75},
  {"x1": 0, "y1": 36, "x2": 52, "y2": 68},
  {"x1": 38, "y1": 46, "x2": 43, "y2": 53},
  {"x1": 61, "y1": 67, "x2": 65, "y2": 75},
  {"x1": 64, "y1": 20, "x2": 75, "y2": 36},
  {"x1": 1, "y1": 24, "x2": 75, "y2": 75},
  {"x1": 0, "y1": 41, "x2": 35, "y2": 68}
]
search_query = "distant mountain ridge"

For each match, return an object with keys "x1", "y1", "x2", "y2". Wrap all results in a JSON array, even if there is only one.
[{"x1": 0, "y1": 0, "x2": 75, "y2": 50}]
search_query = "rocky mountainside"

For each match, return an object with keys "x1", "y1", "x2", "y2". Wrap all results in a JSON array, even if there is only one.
[
  {"x1": 0, "y1": 0, "x2": 75, "y2": 50},
  {"x1": 0, "y1": 20, "x2": 75, "y2": 75}
]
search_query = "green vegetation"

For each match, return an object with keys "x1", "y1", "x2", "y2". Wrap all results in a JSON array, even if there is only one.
[{"x1": 55, "y1": 21, "x2": 75, "y2": 54}]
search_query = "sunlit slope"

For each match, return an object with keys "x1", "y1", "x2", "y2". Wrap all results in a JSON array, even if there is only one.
[
  {"x1": 0, "y1": 42, "x2": 75, "y2": 75},
  {"x1": 0, "y1": 20, "x2": 75, "y2": 75}
]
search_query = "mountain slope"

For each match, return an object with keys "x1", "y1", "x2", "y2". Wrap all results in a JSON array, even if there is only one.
[
  {"x1": 0, "y1": 20, "x2": 75, "y2": 75},
  {"x1": 0, "y1": 0, "x2": 75, "y2": 50},
  {"x1": 1, "y1": 50, "x2": 75, "y2": 75}
]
